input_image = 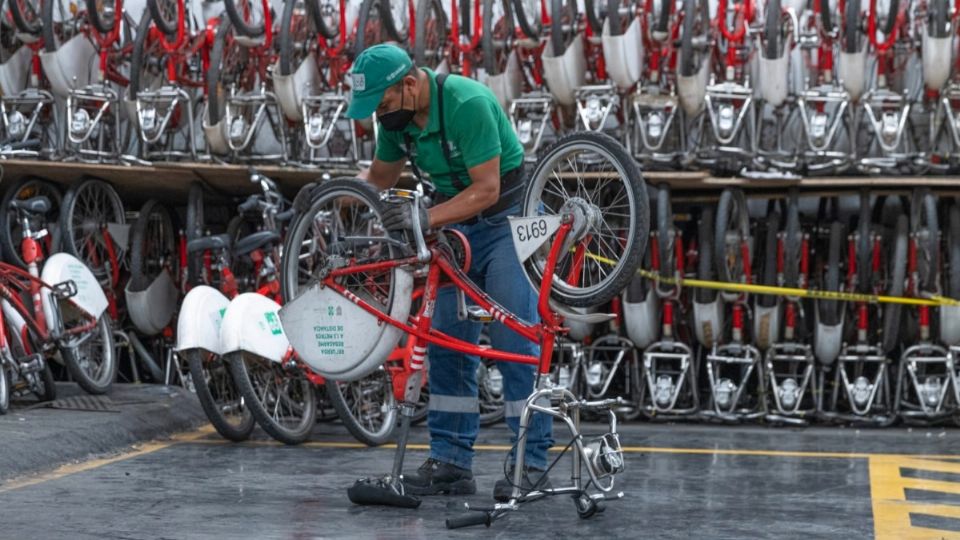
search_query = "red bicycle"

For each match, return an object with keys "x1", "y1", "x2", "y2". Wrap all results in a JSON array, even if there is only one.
[{"x1": 280, "y1": 131, "x2": 646, "y2": 526}]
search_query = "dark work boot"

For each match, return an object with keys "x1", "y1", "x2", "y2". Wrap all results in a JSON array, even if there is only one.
[
  {"x1": 493, "y1": 466, "x2": 552, "y2": 502},
  {"x1": 402, "y1": 458, "x2": 477, "y2": 496}
]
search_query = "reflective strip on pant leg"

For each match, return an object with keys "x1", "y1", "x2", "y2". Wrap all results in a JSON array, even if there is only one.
[
  {"x1": 504, "y1": 396, "x2": 550, "y2": 419},
  {"x1": 428, "y1": 394, "x2": 479, "y2": 413}
]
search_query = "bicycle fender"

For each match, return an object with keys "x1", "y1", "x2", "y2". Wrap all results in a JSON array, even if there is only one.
[
  {"x1": 219, "y1": 293, "x2": 289, "y2": 362},
  {"x1": 40, "y1": 253, "x2": 109, "y2": 322},
  {"x1": 176, "y1": 285, "x2": 230, "y2": 355}
]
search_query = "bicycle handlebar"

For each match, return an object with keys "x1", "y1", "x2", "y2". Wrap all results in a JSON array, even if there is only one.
[{"x1": 445, "y1": 512, "x2": 492, "y2": 529}]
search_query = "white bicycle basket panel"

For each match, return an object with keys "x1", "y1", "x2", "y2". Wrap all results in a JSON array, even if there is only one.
[
  {"x1": 280, "y1": 268, "x2": 414, "y2": 382},
  {"x1": 176, "y1": 285, "x2": 231, "y2": 355},
  {"x1": 220, "y1": 293, "x2": 290, "y2": 363},
  {"x1": 40, "y1": 253, "x2": 109, "y2": 323}
]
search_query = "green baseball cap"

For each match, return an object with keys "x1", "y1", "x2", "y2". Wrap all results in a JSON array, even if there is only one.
[{"x1": 346, "y1": 44, "x2": 414, "y2": 119}]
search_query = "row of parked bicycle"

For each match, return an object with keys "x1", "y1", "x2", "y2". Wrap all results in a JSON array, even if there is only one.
[{"x1": 6, "y1": 0, "x2": 960, "y2": 175}]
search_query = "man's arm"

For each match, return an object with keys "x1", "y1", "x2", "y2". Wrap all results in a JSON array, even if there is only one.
[
  {"x1": 359, "y1": 157, "x2": 406, "y2": 191},
  {"x1": 427, "y1": 156, "x2": 500, "y2": 228}
]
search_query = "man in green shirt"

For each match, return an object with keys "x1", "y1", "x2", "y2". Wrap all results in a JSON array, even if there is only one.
[{"x1": 346, "y1": 44, "x2": 553, "y2": 501}]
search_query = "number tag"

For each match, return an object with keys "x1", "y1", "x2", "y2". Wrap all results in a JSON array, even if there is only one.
[{"x1": 508, "y1": 215, "x2": 562, "y2": 263}]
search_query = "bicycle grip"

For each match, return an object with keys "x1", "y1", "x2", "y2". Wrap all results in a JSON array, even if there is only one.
[{"x1": 445, "y1": 512, "x2": 492, "y2": 529}]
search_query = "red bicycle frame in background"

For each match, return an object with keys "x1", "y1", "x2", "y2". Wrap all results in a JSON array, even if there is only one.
[
  {"x1": 866, "y1": 0, "x2": 906, "y2": 84},
  {"x1": 149, "y1": 0, "x2": 219, "y2": 91},
  {"x1": 641, "y1": 0, "x2": 681, "y2": 84},
  {"x1": 716, "y1": 0, "x2": 755, "y2": 75}
]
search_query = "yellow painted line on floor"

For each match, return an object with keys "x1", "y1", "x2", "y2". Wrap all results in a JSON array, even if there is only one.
[
  {"x1": 0, "y1": 425, "x2": 215, "y2": 494},
  {"x1": 871, "y1": 455, "x2": 960, "y2": 540}
]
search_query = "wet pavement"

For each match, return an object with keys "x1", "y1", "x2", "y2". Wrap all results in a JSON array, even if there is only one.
[{"x1": 2, "y1": 419, "x2": 960, "y2": 538}]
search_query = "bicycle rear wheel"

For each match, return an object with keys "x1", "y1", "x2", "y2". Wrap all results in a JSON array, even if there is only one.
[
  {"x1": 280, "y1": 178, "x2": 402, "y2": 446},
  {"x1": 380, "y1": 0, "x2": 410, "y2": 43},
  {"x1": 521, "y1": 131, "x2": 648, "y2": 308},
  {"x1": 228, "y1": 350, "x2": 318, "y2": 445},
  {"x1": 60, "y1": 316, "x2": 117, "y2": 395},
  {"x1": 185, "y1": 348, "x2": 255, "y2": 441},
  {"x1": 148, "y1": 0, "x2": 179, "y2": 35},
  {"x1": 355, "y1": 0, "x2": 391, "y2": 57},
  {"x1": 59, "y1": 178, "x2": 126, "y2": 288},
  {"x1": 85, "y1": 0, "x2": 118, "y2": 33}
]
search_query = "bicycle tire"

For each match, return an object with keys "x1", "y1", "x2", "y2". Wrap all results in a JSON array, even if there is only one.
[
  {"x1": 521, "y1": 131, "x2": 648, "y2": 308},
  {"x1": 224, "y1": 0, "x2": 265, "y2": 38},
  {"x1": 912, "y1": 189, "x2": 940, "y2": 293},
  {"x1": 0, "y1": 361, "x2": 8, "y2": 414},
  {"x1": 654, "y1": 0, "x2": 670, "y2": 34},
  {"x1": 128, "y1": 13, "x2": 158, "y2": 101},
  {"x1": 307, "y1": 0, "x2": 340, "y2": 40},
  {"x1": 60, "y1": 316, "x2": 117, "y2": 395},
  {"x1": 657, "y1": 183, "x2": 674, "y2": 280},
  {"x1": 855, "y1": 189, "x2": 872, "y2": 294},
  {"x1": 147, "y1": 0, "x2": 179, "y2": 35},
  {"x1": 228, "y1": 351, "x2": 318, "y2": 445},
  {"x1": 697, "y1": 206, "x2": 717, "y2": 303},
  {"x1": 930, "y1": 0, "x2": 950, "y2": 38},
  {"x1": 85, "y1": 0, "x2": 116, "y2": 34},
  {"x1": 757, "y1": 211, "x2": 780, "y2": 308},
  {"x1": 326, "y1": 373, "x2": 397, "y2": 446},
  {"x1": 605, "y1": 0, "x2": 621, "y2": 36},
  {"x1": 512, "y1": 0, "x2": 541, "y2": 39},
  {"x1": 784, "y1": 188, "x2": 801, "y2": 289},
  {"x1": 9, "y1": 0, "x2": 42, "y2": 35},
  {"x1": 844, "y1": 0, "x2": 860, "y2": 53},
  {"x1": 185, "y1": 348, "x2": 256, "y2": 441},
  {"x1": 40, "y1": 0, "x2": 58, "y2": 52},
  {"x1": 550, "y1": 0, "x2": 565, "y2": 55},
  {"x1": 280, "y1": 178, "x2": 401, "y2": 446},
  {"x1": 819, "y1": 221, "x2": 843, "y2": 326},
  {"x1": 0, "y1": 177, "x2": 62, "y2": 269},
  {"x1": 819, "y1": 0, "x2": 833, "y2": 31},
  {"x1": 764, "y1": 0, "x2": 780, "y2": 59},
  {"x1": 882, "y1": 214, "x2": 908, "y2": 354},
  {"x1": 185, "y1": 182, "x2": 205, "y2": 287},
  {"x1": 206, "y1": 18, "x2": 233, "y2": 127},
  {"x1": 714, "y1": 188, "x2": 750, "y2": 285},
  {"x1": 280, "y1": 0, "x2": 306, "y2": 76},
  {"x1": 460, "y1": 0, "x2": 472, "y2": 36},
  {"x1": 128, "y1": 199, "x2": 176, "y2": 294},
  {"x1": 482, "y1": 0, "x2": 512, "y2": 74},
  {"x1": 58, "y1": 178, "x2": 126, "y2": 278},
  {"x1": 414, "y1": 0, "x2": 448, "y2": 66},
  {"x1": 355, "y1": 0, "x2": 387, "y2": 57},
  {"x1": 380, "y1": 0, "x2": 410, "y2": 42},
  {"x1": 881, "y1": 0, "x2": 898, "y2": 36},
  {"x1": 949, "y1": 204, "x2": 960, "y2": 299},
  {"x1": 679, "y1": 0, "x2": 696, "y2": 76},
  {"x1": 583, "y1": 0, "x2": 604, "y2": 34}
]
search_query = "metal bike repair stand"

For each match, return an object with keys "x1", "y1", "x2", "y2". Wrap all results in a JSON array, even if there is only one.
[{"x1": 346, "y1": 376, "x2": 423, "y2": 509}]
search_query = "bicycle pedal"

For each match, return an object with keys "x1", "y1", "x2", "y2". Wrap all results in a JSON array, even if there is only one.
[
  {"x1": 52, "y1": 280, "x2": 78, "y2": 300},
  {"x1": 17, "y1": 354, "x2": 44, "y2": 374},
  {"x1": 466, "y1": 306, "x2": 494, "y2": 323}
]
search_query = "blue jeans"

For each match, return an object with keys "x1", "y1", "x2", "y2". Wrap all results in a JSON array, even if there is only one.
[{"x1": 427, "y1": 204, "x2": 554, "y2": 471}]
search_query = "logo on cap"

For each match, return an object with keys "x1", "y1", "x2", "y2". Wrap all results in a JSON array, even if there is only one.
[{"x1": 352, "y1": 73, "x2": 365, "y2": 92}]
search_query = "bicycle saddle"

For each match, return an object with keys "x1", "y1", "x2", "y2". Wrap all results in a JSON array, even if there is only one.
[
  {"x1": 10, "y1": 196, "x2": 50, "y2": 215},
  {"x1": 187, "y1": 234, "x2": 230, "y2": 254},
  {"x1": 234, "y1": 231, "x2": 280, "y2": 256}
]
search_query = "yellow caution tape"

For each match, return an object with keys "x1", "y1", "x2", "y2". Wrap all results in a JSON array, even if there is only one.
[{"x1": 578, "y1": 250, "x2": 960, "y2": 308}]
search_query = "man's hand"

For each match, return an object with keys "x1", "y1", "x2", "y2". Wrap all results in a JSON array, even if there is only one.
[{"x1": 381, "y1": 203, "x2": 430, "y2": 233}]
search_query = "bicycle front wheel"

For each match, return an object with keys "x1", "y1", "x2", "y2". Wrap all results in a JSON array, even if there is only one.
[
  {"x1": 185, "y1": 348, "x2": 255, "y2": 441},
  {"x1": 521, "y1": 131, "x2": 648, "y2": 308},
  {"x1": 60, "y1": 316, "x2": 117, "y2": 395}
]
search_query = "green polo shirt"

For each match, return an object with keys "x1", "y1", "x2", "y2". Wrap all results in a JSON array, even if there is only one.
[{"x1": 374, "y1": 69, "x2": 525, "y2": 197}]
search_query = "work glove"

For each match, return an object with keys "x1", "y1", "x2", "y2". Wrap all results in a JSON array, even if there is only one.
[{"x1": 381, "y1": 202, "x2": 430, "y2": 233}]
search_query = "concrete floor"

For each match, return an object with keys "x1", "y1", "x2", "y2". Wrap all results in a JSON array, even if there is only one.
[{"x1": 1, "y1": 421, "x2": 959, "y2": 539}]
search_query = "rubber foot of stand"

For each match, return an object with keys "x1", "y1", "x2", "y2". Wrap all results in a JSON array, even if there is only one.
[{"x1": 347, "y1": 478, "x2": 422, "y2": 509}]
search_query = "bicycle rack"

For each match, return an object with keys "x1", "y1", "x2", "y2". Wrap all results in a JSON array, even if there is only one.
[
  {"x1": 296, "y1": 93, "x2": 359, "y2": 166},
  {"x1": 642, "y1": 339, "x2": 699, "y2": 418},
  {"x1": 700, "y1": 77, "x2": 757, "y2": 170},
  {"x1": 703, "y1": 342, "x2": 765, "y2": 421},
  {"x1": 629, "y1": 90, "x2": 685, "y2": 167},
  {"x1": 509, "y1": 94, "x2": 554, "y2": 161},
  {"x1": 65, "y1": 84, "x2": 128, "y2": 163},
  {"x1": 584, "y1": 334, "x2": 640, "y2": 417},
  {"x1": 930, "y1": 84, "x2": 960, "y2": 170},
  {"x1": 821, "y1": 343, "x2": 894, "y2": 424},
  {"x1": 574, "y1": 84, "x2": 620, "y2": 133},
  {"x1": 133, "y1": 86, "x2": 200, "y2": 162},
  {"x1": 764, "y1": 342, "x2": 816, "y2": 424},
  {"x1": 895, "y1": 343, "x2": 957, "y2": 422},
  {"x1": 208, "y1": 84, "x2": 288, "y2": 162},
  {"x1": 797, "y1": 86, "x2": 852, "y2": 173},
  {"x1": 0, "y1": 89, "x2": 59, "y2": 158},
  {"x1": 857, "y1": 89, "x2": 916, "y2": 173}
]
